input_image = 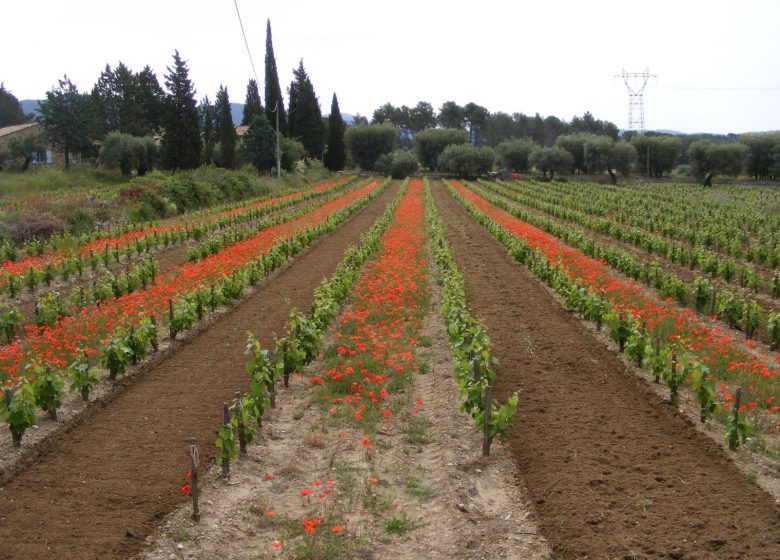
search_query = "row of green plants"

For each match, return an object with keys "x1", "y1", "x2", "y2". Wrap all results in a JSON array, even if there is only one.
[
  {"x1": 0, "y1": 177, "x2": 358, "y2": 299},
  {"x1": 424, "y1": 180, "x2": 518, "y2": 454},
  {"x1": 505, "y1": 178, "x2": 780, "y2": 267},
  {"x1": 1, "y1": 179, "x2": 387, "y2": 448},
  {"x1": 487, "y1": 179, "x2": 777, "y2": 296},
  {"x1": 467, "y1": 181, "x2": 780, "y2": 347},
  {"x1": 445, "y1": 181, "x2": 754, "y2": 449},
  {"x1": 184, "y1": 179, "x2": 366, "y2": 264},
  {"x1": 214, "y1": 180, "x2": 410, "y2": 473},
  {"x1": 0, "y1": 181, "x2": 365, "y2": 342}
]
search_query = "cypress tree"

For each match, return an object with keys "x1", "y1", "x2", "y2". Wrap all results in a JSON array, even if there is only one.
[
  {"x1": 160, "y1": 50, "x2": 201, "y2": 171},
  {"x1": 324, "y1": 92, "x2": 346, "y2": 171},
  {"x1": 240, "y1": 115, "x2": 276, "y2": 174},
  {"x1": 241, "y1": 79, "x2": 263, "y2": 126},
  {"x1": 215, "y1": 85, "x2": 236, "y2": 169},
  {"x1": 287, "y1": 60, "x2": 323, "y2": 160},
  {"x1": 199, "y1": 95, "x2": 216, "y2": 164},
  {"x1": 264, "y1": 19, "x2": 287, "y2": 135}
]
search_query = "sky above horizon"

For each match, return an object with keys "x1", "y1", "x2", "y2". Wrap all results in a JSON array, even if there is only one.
[{"x1": 2, "y1": 0, "x2": 779, "y2": 134}]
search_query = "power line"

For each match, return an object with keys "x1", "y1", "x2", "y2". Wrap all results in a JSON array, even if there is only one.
[
  {"x1": 232, "y1": 0, "x2": 260, "y2": 85},
  {"x1": 658, "y1": 86, "x2": 780, "y2": 91}
]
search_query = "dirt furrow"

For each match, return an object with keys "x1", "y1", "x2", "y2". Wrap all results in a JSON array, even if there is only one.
[
  {"x1": 430, "y1": 181, "x2": 780, "y2": 560},
  {"x1": 0, "y1": 182, "x2": 400, "y2": 560}
]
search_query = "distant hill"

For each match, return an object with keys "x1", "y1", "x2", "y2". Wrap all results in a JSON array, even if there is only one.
[{"x1": 21, "y1": 99, "x2": 41, "y2": 119}]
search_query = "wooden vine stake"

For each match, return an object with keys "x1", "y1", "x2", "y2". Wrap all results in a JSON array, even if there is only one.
[
  {"x1": 5, "y1": 388, "x2": 21, "y2": 447},
  {"x1": 482, "y1": 384, "x2": 493, "y2": 457},
  {"x1": 168, "y1": 299, "x2": 176, "y2": 340},
  {"x1": 235, "y1": 391, "x2": 247, "y2": 455},
  {"x1": 472, "y1": 358, "x2": 481, "y2": 385},
  {"x1": 222, "y1": 402, "x2": 231, "y2": 478},
  {"x1": 283, "y1": 339, "x2": 291, "y2": 388},
  {"x1": 670, "y1": 353, "x2": 678, "y2": 405},
  {"x1": 653, "y1": 337, "x2": 661, "y2": 383},
  {"x1": 188, "y1": 438, "x2": 200, "y2": 521},
  {"x1": 729, "y1": 387, "x2": 742, "y2": 451}
]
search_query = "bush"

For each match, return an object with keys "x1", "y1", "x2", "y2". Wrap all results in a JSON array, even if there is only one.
[
  {"x1": 375, "y1": 149, "x2": 418, "y2": 179},
  {"x1": 281, "y1": 137, "x2": 306, "y2": 172},
  {"x1": 437, "y1": 145, "x2": 495, "y2": 179},
  {"x1": 414, "y1": 128, "x2": 468, "y2": 171},
  {"x1": 67, "y1": 207, "x2": 96, "y2": 236}
]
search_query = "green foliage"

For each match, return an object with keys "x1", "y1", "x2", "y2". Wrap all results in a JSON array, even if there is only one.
[
  {"x1": 160, "y1": 50, "x2": 202, "y2": 171},
  {"x1": 280, "y1": 136, "x2": 306, "y2": 172},
  {"x1": 2, "y1": 380, "x2": 37, "y2": 446},
  {"x1": 0, "y1": 83, "x2": 29, "y2": 127},
  {"x1": 689, "y1": 359, "x2": 716, "y2": 423},
  {"x1": 496, "y1": 139, "x2": 537, "y2": 172},
  {"x1": 345, "y1": 123, "x2": 396, "y2": 170},
  {"x1": 99, "y1": 131, "x2": 157, "y2": 177},
  {"x1": 99, "y1": 334, "x2": 133, "y2": 380},
  {"x1": 38, "y1": 75, "x2": 97, "y2": 170},
  {"x1": 68, "y1": 354, "x2": 100, "y2": 400},
  {"x1": 30, "y1": 364, "x2": 64, "y2": 417},
  {"x1": 437, "y1": 144, "x2": 495, "y2": 179},
  {"x1": 631, "y1": 135, "x2": 683, "y2": 178},
  {"x1": 529, "y1": 146, "x2": 573, "y2": 179},
  {"x1": 288, "y1": 60, "x2": 324, "y2": 159},
  {"x1": 215, "y1": 85, "x2": 237, "y2": 169},
  {"x1": 7, "y1": 132, "x2": 46, "y2": 172},
  {"x1": 555, "y1": 133, "x2": 588, "y2": 173},
  {"x1": 740, "y1": 133, "x2": 780, "y2": 180},
  {"x1": 687, "y1": 140, "x2": 747, "y2": 185},
  {"x1": 0, "y1": 305, "x2": 24, "y2": 342},
  {"x1": 324, "y1": 93, "x2": 346, "y2": 171},
  {"x1": 374, "y1": 149, "x2": 418, "y2": 179},
  {"x1": 241, "y1": 115, "x2": 276, "y2": 174},
  {"x1": 264, "y1": 19, "x2": 287, "y2": 135},
  {"x1": 241, "y1": 79, "x2": 263, "y2": 126},
  {"x1": 414, "y1": 128, "x2": 468, "y2": 171},
  {"x1": 725, "y1": 408, "x2": 750, "y2": 450}
]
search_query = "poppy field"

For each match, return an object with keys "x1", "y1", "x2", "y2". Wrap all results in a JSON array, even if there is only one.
[{"x1": 1, "y1": 177, "x2": 780, "y2": 560}]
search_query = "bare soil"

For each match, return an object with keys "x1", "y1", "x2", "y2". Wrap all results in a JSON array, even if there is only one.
[
  {"x1": 430, "y1": 181, "x2": 780, "y2": 560},
  {"x1": 137, "y1": 200, "x2": 551, "y2": 560},
  {"x1": 0, "y1": 182, "x2": 400, "y2": 560}
]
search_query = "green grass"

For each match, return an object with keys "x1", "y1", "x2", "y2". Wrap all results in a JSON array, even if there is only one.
[
  {"x1": 403, "y1": 414, "x2": 433, "y2": 445},
  {"x1": 404, "y1": 475, "x2": 437, "y2": 498},
  {"x1": 384, "y1": 515, "x2": 417, "y2": 535}
]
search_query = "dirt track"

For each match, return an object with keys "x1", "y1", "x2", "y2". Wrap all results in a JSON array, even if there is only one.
[
  {"x1": 430, "y1": 181, "x2": 780, "y2": 560},
  {"x1": 0, "y1": 183, "x2": 399, "y2": 560}
]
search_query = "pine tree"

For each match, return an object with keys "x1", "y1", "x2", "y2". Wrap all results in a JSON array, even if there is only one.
[
  {"x1": 0, "y1": 83, "x2": 29, "y2": 127},
  {"x1": 215, "y1": 85, "x2": 236, "y2": 169},
  {"x1": 39, "y1": 75, "x2": 97, "y2": 170},
  {"x1": 264, "y1": 19, "x2": 287, "y2": 135},
  {"x1": 287, "y1": 60, "x2": 323, "y2": 160},
  {"x1": 160, "y1": 50, "x2": 202, "y2": 171},
  {"x1": 324, "y1": 92, "x2": 346, "y2": 171},
  {"x1": 240, "y1": 115, "x2": 276, "y2": 174},
  {"x1": 138, "y1": 65, "x2": 166, "y2": 132},
  {"x1": 199, "y1": 96, "x2": 216, "y2": 164},
  {"x1": 241, "y1": 79, "x2": 263, "y2": 126}
]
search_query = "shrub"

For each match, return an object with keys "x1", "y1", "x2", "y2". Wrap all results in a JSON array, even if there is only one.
[
  {"x1": 67, "y1": 207, "x2": 96, "y2": 236},
  {"x1": 345, "y1": 124, "x2": 396, "y2": 170},
  {"x1": 414, "y1": 128, "x2": 468, "y2": 171},
  {"x1": 437, "y1": 145, "x2": 495, "y2": 179},
  {"x1": 375, "y1": 149, "x2": 418, "y2": 179}
]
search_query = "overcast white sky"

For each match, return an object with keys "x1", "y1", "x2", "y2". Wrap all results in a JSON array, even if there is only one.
[{"x1": 2, "y1": 0, "x2": 779, "y2": 134}]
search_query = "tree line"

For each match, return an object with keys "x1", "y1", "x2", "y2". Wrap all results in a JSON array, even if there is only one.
[{"x1": 0, "y1": 20, "x2": 347, "y2": 177}]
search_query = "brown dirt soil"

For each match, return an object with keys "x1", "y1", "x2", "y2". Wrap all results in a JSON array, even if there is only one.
[
  {"x1": 0, "y1": 182, "x2": 400, "y2": 560},
  {"x1": 430, "y1": 181, "x2": 780, "y2": 560},
  {"x1": 137, "y1": 212, "x2": 551, "y2": 560}
]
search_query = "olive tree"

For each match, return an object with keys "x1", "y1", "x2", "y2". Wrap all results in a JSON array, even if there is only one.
[
  {"x1": 414, "y1": 128, "x2": 468, "y2": 171},
  {"x1": 344, "y1": 123, "x2": 395, "y2": 170},
  {"x1": 437, "y1": 144, "x2": 495, "y2": 179},
  {"x1": 496, "y1": 139, "x2": 537, "y2": 172},
  {"x1": 687, "y1": 140, "x2": 746, "y2": 186},
  {"x1": 529, "y1": 146, "x2": 573, "y2": 180}
]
